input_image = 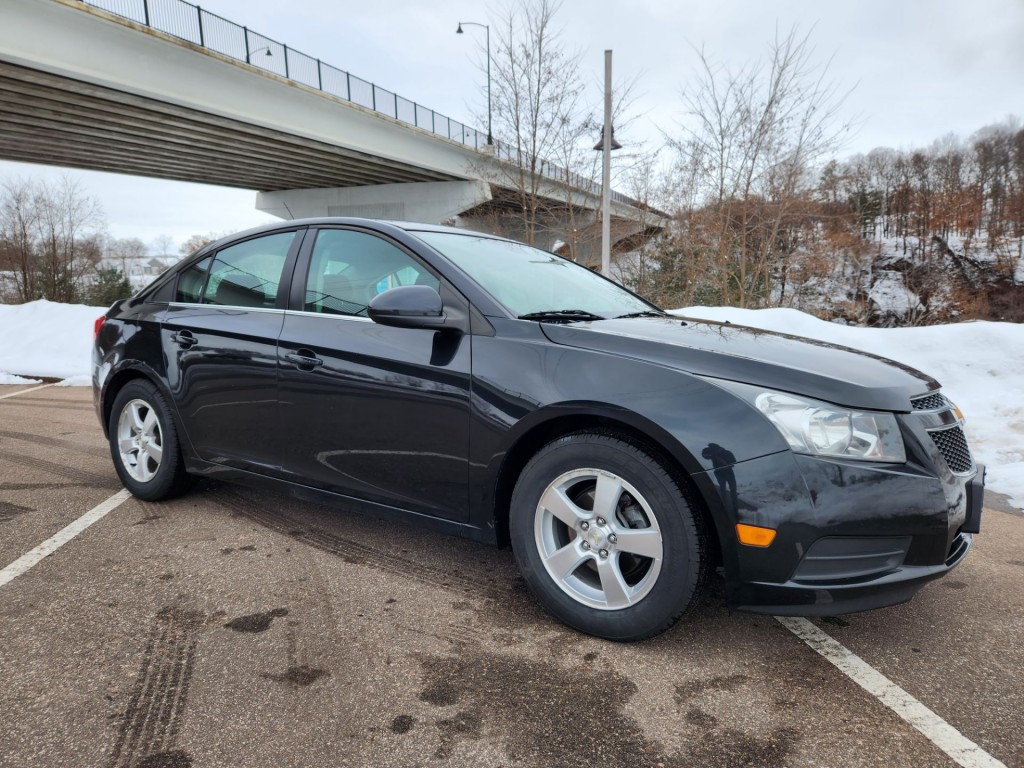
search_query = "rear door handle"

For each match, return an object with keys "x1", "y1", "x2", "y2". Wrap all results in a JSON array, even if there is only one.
[
  {"x1": 285, "y1": 351, "x2": 323, "y2": 369},
  {"x1": 170, "y1": 330, "x2": 198, "y2": 348}
]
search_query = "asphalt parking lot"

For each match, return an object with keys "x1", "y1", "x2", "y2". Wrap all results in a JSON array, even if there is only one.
[{"x1": 1, "y1": 384, "x2": 1022, "y2": 768}]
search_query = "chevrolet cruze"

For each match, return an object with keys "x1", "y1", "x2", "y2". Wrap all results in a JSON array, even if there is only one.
[{"x1": 93, "y1": 219, "x2": 985, "y2": 640}]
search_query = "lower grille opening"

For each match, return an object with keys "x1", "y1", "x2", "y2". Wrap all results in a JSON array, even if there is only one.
[
  {"x1": 945, "y1": 533, "x2": 970, "y2": 566},
  {"x1": 793, "y1": 536, "x2": 911, "y2": 583}
]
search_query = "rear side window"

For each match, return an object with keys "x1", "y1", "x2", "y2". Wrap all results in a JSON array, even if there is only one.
[
  {"x1": 175, "y1": 256, "x2": 212, "y2": 303},
  {"x1": 303, "y1": 229, "x2": 439, "y2": 317},
  {"x1": 202, "y1": 232, "x2": 296, "y2": 308}
]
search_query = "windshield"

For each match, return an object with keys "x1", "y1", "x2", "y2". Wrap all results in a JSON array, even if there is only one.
[{"x1": 414, "y1": 232, "x2": 658, "y2": 319}]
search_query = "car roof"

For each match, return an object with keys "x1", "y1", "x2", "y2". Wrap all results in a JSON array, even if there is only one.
[{"x1": 200, "y1": 217, "x2": 510, "y2": 253}]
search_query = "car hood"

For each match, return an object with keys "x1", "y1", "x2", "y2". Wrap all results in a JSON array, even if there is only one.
[{"x1": 540, "y1": 316, "x2": 938, "y2": 411}]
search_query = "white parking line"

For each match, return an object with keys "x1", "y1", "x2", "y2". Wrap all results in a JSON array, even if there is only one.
[
  {"x1": 0, "y1": 489, "x2": 131, "y2": 589},
  {"x1": 0, "y1": 383, "x2": 55, "y2": 400},
  {"x1": 777, "y1": 616, "x2": 1007, "y2": 768}
]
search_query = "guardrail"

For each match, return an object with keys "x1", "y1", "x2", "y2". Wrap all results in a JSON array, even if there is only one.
[{"x1": 82, "y1": 0, "x2": 648, "y2": 211}]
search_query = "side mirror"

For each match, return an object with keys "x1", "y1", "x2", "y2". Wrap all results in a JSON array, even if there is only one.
[{"x1": 367, "y1": 285, "x2": 448, "y2": 329}]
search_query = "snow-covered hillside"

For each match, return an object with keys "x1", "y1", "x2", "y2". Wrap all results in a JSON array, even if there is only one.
[{"x1": 0, "y1": 300, "x2": 1020, "y2": 509}]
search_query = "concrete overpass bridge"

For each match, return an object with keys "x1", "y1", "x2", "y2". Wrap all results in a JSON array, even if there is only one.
[{"x1": 0, "y1": 0, "x2": 666, "y2": 264}]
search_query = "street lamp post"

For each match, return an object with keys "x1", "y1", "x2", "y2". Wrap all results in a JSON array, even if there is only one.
[
  {"x1": 456, "y1": 21, "x2": 492, "y2": 146},
  {"x1": 592, "y1": 50, "x2": 622, "y2": 278}
]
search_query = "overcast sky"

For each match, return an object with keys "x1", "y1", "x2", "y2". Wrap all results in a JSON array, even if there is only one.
[{"x1": 2, "y1": 0, "x2": 1022, "y2": 252}]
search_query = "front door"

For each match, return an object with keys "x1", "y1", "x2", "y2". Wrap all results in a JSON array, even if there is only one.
[{"x1": 277, "y1": 227, "x2": 472, "y2": 521}]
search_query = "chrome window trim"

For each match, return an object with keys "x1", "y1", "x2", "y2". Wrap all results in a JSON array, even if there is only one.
[
  {"x1": 167, "y1": 302, "x2": 374, "y2": 323},
  {"x1": 284, "y1": 309, "x2": 373, "y2": 323},
  {"x1": 167, "y1": 302, "x2": 283, "y2": 315}
]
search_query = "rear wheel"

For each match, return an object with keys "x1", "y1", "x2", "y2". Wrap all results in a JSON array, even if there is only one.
[
  {"x1": 108, "y1": 380, "x2": 193, "y2": 501},
  {"x1": 510, "y1": 432, "x2": 707, "y2": 641}
]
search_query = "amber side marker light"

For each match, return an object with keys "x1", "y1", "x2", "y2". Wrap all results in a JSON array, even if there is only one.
[{"x1": 736, "y1": 523, "x2": 776, "y2": 547}]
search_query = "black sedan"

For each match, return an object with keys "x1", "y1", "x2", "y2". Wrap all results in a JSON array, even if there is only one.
[{"x1": 93, "y1": 218, "x2": 984, "y2": 640}]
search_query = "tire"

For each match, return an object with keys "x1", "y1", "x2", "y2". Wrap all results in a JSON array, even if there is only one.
[
  {"x1": 510, "y1": 432, "x2": 708, "y2": 641},
  {"x1": 108, "y1": 379, "x2": 193, "y2": 501}
]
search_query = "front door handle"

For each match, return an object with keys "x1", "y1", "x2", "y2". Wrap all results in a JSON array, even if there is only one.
[
  {"x1": 285, "y1": 351, "x2": 323, "y2": 369},
  {"x1": 170, "y1": 330, "x2": 198, "y2": 348}
]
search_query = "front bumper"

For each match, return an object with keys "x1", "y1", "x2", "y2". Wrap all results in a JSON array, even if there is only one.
[{"x1": 692, "y1": 438, "x2": 985, "y2": 616}]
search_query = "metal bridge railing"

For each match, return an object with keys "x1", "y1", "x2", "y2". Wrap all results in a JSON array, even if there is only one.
[{"x1": 82, "y1": 0, "x2": 647, "y2": 210}]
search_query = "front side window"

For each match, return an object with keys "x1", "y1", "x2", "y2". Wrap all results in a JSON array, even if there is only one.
[
  {"x1": 303, "y1": 229, "x2": 439, "y2": 317},
  {"x1": 201, "y1": 232, "x2": 296, "y2": 308}
]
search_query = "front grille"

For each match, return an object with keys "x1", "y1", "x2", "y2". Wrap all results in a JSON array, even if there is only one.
[
  {"x1": 929, "y1": 425, "x2": 974, "y2": 474},
  {"x1": 912, "y1": 392, "x2": 948, "y2": 411}
]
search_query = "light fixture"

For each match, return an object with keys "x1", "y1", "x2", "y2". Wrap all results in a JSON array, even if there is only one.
[
  {"x1": 246, "y1": 46, "x2": 273, "y2": 64},
  {"x1": 593, "y1": 127, "x2": 623, "y2": 152}
]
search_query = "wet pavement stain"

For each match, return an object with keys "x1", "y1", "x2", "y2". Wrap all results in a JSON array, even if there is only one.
[
  {"x1": 390, "y1": 715, "x2": 415, "y2": 734},
  {"x1": 419, "y1": 679, "x2": 460, "y2": 706},
  {"x1": 435, "y1": 710, "x2": 484, "y2": 759},
  {"x1": 944, "y1": 580, "x2": 969, "y2": 590},
  {"x1": 224, "y1": 608, "x2": 289, "y2": 633},
  {"x1": 685, "y1": 707, "x2": 719, "y2": 727},
  {"x1": 136, "y1": 750, "x2": 192, "y2": 768},
  {"x1": 264, "y1": 664, "x2": 330, "y2": 688},
  {"x1": 820, "y1": 616, "x2": 851, "y2": 627},
  {"x1": 416, "y1": 650, "x2": 796, "y2": 768},
  {"x1": 220, "y1": 544, "x2": 257, "y2": 555},
  {"x1": 132, "y1": 515, "x2": 164, "y2": 526},
  {"x1": 675, "y1": 673, "x2": 750, "y2": 700}
]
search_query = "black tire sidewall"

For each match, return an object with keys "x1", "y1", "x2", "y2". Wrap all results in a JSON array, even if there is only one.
[
  {"x1": 510, "y1": 433, "x2": 704, "y2": 641},
  {"x1": 108, "y1": 380, "x2": 189, "y2": 501}
]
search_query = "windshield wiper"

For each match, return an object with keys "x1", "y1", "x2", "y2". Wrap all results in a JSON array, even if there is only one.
[
  {"x1": 614, "y1": 310, "x2": 667, "y2": 319},
  {"x1": 518, "y1": 309, "x2": 605, "y2": 323}
]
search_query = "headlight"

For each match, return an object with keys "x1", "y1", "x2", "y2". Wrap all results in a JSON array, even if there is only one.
[{"x1": 711, "y1": 381, "x2": 906, "y2": 463}]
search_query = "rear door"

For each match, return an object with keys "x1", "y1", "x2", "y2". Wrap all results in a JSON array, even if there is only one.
[
  {"x1": 163, "y1": 229, "x2": 303, "y2": 474},
  {"x1": 277, "y1": 226, "x2": 472, "y2": 521}
]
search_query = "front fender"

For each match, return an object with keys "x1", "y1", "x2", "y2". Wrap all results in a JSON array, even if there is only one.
[{"x1": 468, "y1": 322, "x2": 790, "y2": 528}]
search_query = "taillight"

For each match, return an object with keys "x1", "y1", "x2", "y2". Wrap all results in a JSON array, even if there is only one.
[{"x1": 94, "y1": 316, "x2": 106, "y2": 340}]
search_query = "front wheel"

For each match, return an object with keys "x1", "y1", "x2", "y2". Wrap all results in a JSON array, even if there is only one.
[
  {"x1": 510, "y1": 433, "x2": 708, "y2": 641},
  {"x1": 108, "y1": 380, "x2": 193, "y2": 501}
]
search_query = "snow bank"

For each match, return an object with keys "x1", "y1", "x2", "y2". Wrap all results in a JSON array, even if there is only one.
[
  {"x1": 0, "y1": 299, "x2": 106, "y2": 382},
  {"x1": 0, "y1": 372, "x2": 41, "y2": 385},
  {"x1": 673, "y1": 306, "x2": 1024, "y2": 510}
]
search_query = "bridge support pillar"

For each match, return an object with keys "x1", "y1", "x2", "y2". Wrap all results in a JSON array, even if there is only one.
[{"x1": 256, "y1": 181, "x2": 493, "y2": 223}]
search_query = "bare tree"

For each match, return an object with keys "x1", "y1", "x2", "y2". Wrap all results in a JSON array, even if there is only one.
[
  {"x1": 0, "y1": 178, "x2": 41, "y2": 302},
  {"x1": 477, "y1": 0, "x2": 592, "y2": 247},
  {"x1": 152, "y1": 234, "x2": 175, "y2": 258},
  {"x1": 179, "y1": 232, "x2": 221, "y2": 256},
  {"x1": 665, "y1": 26, "x2": 851, "y2": 307},
  {"x1": 0, "y1": 176, "x2": 104, "y2": 303}
]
